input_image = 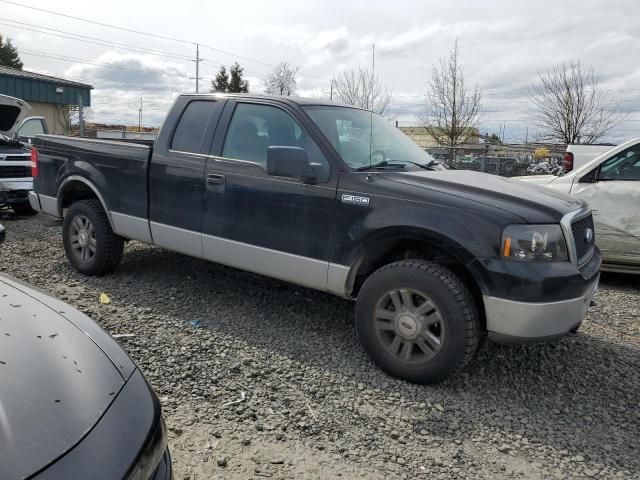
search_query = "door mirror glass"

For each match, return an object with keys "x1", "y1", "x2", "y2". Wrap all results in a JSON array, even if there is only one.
[{"x1": 267, "y1": 146, "x2": 316, "y2": 182}]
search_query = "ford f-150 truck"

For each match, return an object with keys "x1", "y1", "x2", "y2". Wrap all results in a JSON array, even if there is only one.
[{"x1": 29, "y1": 93, "x2": 601, "y2": 384}]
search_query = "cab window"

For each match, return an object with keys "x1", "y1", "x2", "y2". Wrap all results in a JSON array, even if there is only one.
[
  {"x1": 599, "y1": 145, "x2": 640, "y2": 181},
  {"x1": 222, "y1": 103, "x2": 330, "y2": 181},
  {"x1": 18, "y1": 118, "x2": 45, "y2": 138}
]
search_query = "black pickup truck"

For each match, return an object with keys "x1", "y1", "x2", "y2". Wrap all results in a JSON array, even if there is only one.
[{"x1": 29, "y1": 93, "x2": 601, "y2": 384}]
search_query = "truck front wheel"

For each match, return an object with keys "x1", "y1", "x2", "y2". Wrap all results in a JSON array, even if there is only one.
[
  {"x1": 62, "y1": 200, "x2": 124, "y2": 275},
  {"x1": 355, "y1": 260, "x2": 480, "y2": 384}
]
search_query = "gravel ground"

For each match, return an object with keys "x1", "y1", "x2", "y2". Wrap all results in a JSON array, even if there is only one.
[{"x1": 2, "y1": 212, "x2": 639, "y2": 480}]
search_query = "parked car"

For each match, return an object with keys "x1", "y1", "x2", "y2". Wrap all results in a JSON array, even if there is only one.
[
  {"x1": 0, "y1": 224, "x2": 172, "y2": 479},
  {"x1": 29, "y1": 93, "x2": 600, "y2": 384},
  {"x1": 563, "y1": 143, "x2": 616, "y2": 172},
  {"x1": 517, "y1": 137, "x2": 640, "y2": 274},
  {"x1": 0, "y1": 94, "x2": 48, "y2": 215}
]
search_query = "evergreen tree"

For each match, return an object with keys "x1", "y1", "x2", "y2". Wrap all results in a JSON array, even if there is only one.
[
  {"x1": 211, "y1": 66, "x2": 229, "y2": 93},
  {"x1": 0, "y1": 35, "x2": 23, "y2": 70},
  {"x1": 228, "y1": 62, "x2": 249, "y2": 93}
]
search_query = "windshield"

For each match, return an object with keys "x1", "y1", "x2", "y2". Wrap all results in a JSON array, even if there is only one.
[{"x1": 304, "y1": 106, "x2": 448, "y2": 171}]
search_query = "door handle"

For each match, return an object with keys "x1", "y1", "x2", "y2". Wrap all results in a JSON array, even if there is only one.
[{"x1": 207, "y1": 174, "x2": 225, "y2": 185}]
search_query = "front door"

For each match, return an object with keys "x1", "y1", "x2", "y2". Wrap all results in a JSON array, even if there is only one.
[
  {"x1": 572, "y1": 143, "x2": 640, "y2": 266},
  {"x1": 200, "y1": 100, "x2": 338, "y2": 290}
]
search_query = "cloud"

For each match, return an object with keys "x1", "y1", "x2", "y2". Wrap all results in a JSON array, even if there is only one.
[
  {"x1": 64, "y1": 51, "x2": 190, "y2": 90},
  {"x1": 61, "y1": 52, "x2": 192, "y2": 127}
]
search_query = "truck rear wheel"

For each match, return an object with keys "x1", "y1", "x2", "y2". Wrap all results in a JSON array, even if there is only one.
[
  {"x1": 355, "y1": 260, "x2": 480, "y2": 384},
  {"x1": 62, "y1": 200, "x2": 124, "y2": 275}
]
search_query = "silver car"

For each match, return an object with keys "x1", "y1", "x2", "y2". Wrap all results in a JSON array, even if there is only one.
[{"x1": 517, "y1": 138, "x2": 640, "y2": 273}]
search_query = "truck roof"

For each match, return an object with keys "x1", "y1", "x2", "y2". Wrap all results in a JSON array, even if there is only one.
[{"x1": 179, "y1": 92, "x2": 365, "y2": 110}]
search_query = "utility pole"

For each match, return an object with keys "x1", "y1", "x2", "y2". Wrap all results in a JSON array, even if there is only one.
[
  {"x1": 195, "y1": 43, "x2": 200, "y2": 93},
  {"x1": 78, "y1": 93, "x2": 84, "y2": 137},
  {"x1": 138, "y1": 97, "x2": 142, "y2": 132},
  {"x1": 372, "y1": 44, "x2": 375, "y2": 75},
  {"x1": 525, "y1": 126, "x2": 529, "y2": 144},
  {"x1": 330, "y1": 79, "x2": 333, "y2": 101}
]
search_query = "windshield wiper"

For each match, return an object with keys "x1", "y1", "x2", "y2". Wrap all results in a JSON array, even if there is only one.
[{"x1": 355, "y1": 161, "x2": 408, "y2": 171}]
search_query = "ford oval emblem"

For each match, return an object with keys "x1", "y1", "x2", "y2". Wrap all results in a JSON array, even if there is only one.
[{"x1": 585, "y1": 228, "x2": 594, "y2": 243}]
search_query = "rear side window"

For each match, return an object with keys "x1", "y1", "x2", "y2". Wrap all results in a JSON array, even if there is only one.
[
  {"x1": 18, "y1": 118, "x2": 45, "y2": 137},
  {"x1": 171, "y1": 101, "x2": 216, "y2": 153}
]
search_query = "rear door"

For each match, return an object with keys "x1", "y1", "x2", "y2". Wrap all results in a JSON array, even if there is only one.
[
  {"x1": 148, "y1": 98, "x2": 223, "y2": 257},
  {"x1": 571, "y1": 143, "x2": 640, "y2": 266},
  {"x1": 200, "y1": 99, "x2": 338, "y2": 290}
]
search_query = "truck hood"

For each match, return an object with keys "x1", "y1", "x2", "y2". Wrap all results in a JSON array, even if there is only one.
[
  {"x1": 381, "y1": 169, "x2": 585, "y2": 223},
  {"x1": 0, "y1": 94, "x2": 31, "y2": 139},
  {"x1": 0, "y1": 275, "x2": 133, "y2": 479}
]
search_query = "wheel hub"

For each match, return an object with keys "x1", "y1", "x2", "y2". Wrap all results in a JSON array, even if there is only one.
[
  {"x1": 396, "y1": 313, "x2": 421, "y2": 339},
  {"x1": 78, "y1": 231, "x2": 89, "y2": 248},
  {"x1": 373, "y1": 287, "x2": 445, "y2": 364}
]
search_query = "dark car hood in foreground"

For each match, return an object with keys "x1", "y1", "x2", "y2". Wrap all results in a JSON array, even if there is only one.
[
  {"x1": 0, "y1": 275, "x2": 134, "y2": 479},
  {"x1": 381, "y1": 169, "x2": 585, "y2": 223}
]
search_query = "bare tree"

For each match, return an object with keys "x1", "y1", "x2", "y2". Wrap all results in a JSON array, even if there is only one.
[
  {"x1": 263, "y1": 62, "x2": 300, "y2": 96},
  {"x1": 529, "y1": 61, "x2": 621, "y2": 144},
  {"x1": 421, "y1": 40, "x2": 482, "y2": 159},
  {"x1": 331, "y1": 66, "x2": 392, "y2": 116}
]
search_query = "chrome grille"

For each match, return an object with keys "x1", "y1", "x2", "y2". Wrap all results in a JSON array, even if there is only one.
[{"x1": 571, "y1": 214, "x2": 595, "y2": 263}]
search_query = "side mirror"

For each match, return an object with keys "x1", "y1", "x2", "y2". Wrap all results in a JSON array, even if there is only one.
[
  {"x1": 0, "y1": 224, "x2": 5, "y2": 244},
  {"x1": 267, "y1": 146, "x2": 317, "y2": 183}
]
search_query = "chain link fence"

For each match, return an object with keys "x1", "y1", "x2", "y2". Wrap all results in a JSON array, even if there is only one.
[{"x1": 446, "y1": 156, "x2": 563, "y2": 177}]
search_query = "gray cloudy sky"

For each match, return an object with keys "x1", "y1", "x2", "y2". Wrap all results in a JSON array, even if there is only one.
[{"x1": 3, "y1": 0, "x2": 640, "y2": 142}]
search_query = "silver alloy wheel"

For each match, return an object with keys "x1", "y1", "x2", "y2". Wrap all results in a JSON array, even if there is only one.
[
  {"x1": 69, "y1": 215, "x2": 97, "y2": 262},
  {"x1": 373, "y1": 288, "x2": 444, "y2": 364}
]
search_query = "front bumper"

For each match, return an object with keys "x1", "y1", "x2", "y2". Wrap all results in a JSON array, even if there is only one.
[
  {"x1": 470, "y1": 245, "x2": 602, "y2": 342},
  {"x1": 485, "y1": 273, "x2": 599, "y2": 342}
]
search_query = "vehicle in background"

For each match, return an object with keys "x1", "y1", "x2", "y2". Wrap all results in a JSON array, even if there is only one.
[
  {"x1": 517, "y1": 137, "x2": 640, "y2": 273},
  {"x1": 0, "y1": 94, "x2": 48, "y2": 215},
  {"x1": 563, "y1": 143, "x2": 616, "y2": 172},
  {"x1": 30, "y1": 93, "x2": 600, "y2": 384},
  {"x1": 0, "y1": 223, "x2": 172, "y2": 479}
]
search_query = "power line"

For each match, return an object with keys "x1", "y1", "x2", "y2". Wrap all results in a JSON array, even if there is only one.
[
  {"x1": 0, "y1": 0, "x2": 194, "y2": 44},
  {"x1": 19, "y1": 48, "x2": 191, "y2": 78},
  {"x1": 0, "y1": 19, "x2": 195, "y2": 61},
  {"x1": 0, "y1": 0, "x2": 327, "y2": 80}
]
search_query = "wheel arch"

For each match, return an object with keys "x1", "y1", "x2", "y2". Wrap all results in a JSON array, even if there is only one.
[
  {"x1": 344, "y1": 227, "x2": 487, "y2": 330},
  {"x1": 57, "y1": 176, "x2": 114, "y2": 229}
]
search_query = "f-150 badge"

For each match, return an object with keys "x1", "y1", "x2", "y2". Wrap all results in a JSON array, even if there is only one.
[{"x1": 342, "y1": 194, "x2": 370, "y2": 206}]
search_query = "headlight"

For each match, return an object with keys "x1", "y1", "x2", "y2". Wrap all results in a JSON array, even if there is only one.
[{"x1": 501, "y1": 224, "x2": 568, "y2": 262}]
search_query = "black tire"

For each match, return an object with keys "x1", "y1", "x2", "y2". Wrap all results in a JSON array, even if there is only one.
[
  {"x1": 11, "y1": 203, "x2": 37, "y2": 216},
  {"x1": 355, "y1": 260, "x2": 480, "y2": 384},
  {"x1": 62, "y1": 199, "x2": 124, "y2": 275}
]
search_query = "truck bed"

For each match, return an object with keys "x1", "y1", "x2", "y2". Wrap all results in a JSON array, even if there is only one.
[{"x1": 32, "y1": 135, "x2": 153, "y2": 220}]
